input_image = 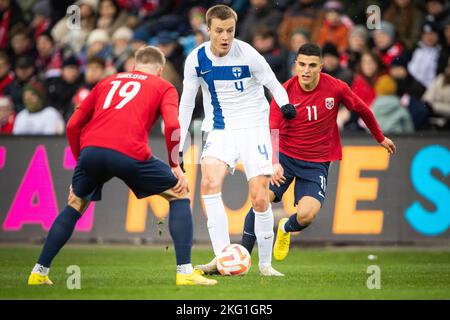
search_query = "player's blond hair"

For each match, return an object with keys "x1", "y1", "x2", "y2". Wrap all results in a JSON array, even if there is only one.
[
  {"x1": 134, "y1": 46, "x2": 166, "y2": 67},
  {"x1": 206, "y1": 5, "x2": 238, "y2": 28}
]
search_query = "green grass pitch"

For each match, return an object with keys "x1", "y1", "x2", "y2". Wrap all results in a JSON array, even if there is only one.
[{"x1": 0, "y1": 245, "x2": 449, "y2": 299}]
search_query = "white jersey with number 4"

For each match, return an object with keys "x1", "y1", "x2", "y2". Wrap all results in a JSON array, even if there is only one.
[{"x1": 181, "y1": 39, "x2": 278, "y2": 132}]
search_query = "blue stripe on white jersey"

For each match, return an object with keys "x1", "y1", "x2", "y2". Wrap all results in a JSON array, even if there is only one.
[{"x1": 196, "y1": 47, "x2": 251, "y2": 129}]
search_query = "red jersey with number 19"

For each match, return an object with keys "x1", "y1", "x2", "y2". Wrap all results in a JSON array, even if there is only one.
[
  {"x1": 270, "y1": 73, "x2": 385, "y2": 162},
  {"x1": 66, "y1": 70, "x2": 180, "y2": 167}
]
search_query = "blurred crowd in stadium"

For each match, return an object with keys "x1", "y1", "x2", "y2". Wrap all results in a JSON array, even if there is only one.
[{"x1": 0, "y1": 0, "x2": 449, "y2": 135}]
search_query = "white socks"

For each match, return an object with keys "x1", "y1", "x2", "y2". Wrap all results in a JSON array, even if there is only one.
[
  {"x1": 177, "y1": 263, "x2": 193, "y2": 274},
  {"x1": 254, "y1": 205, "x2": 274, "y2": 267},
  {"x1": 202, "y1": 193, "x2": 230, "y2": 257},
  {"x1": 32, "y1": 264, "x2": 49, "y2": 276}
]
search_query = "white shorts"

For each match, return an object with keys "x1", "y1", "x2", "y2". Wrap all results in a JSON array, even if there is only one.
[{"x1": 201, "y1": 126, "x2": 273, "y2": 180}]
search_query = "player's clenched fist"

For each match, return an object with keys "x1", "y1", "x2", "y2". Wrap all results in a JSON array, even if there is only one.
[{"x1": 280, "y1": 104, "x2": 297, "y2": 120}]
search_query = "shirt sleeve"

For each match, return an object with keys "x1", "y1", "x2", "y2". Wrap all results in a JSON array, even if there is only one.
[
  {"x1": 159, "y1": 85, "x2": 181, "y2": 167},
  {"x1": 249, "y1": 46, "x2": 289, "y2": 107},
  {"x1": 178, "y1": 51, "x2": 200, "y2": 152},
  {"x1": 340, "y1": 81, "x2": 385, "y2": 143},
  {"x1": 250, "y1": 46, "x2": 279, "y2": 87},
  {"x1": 269, "y1": 98, "x2": 284, "y2": 164},
  {"x1": 265, "y1": 78, "x2": 290, "y2": 107},
  {"x1": 66, "y1": 85, "x2": 97, "y2": 160}
]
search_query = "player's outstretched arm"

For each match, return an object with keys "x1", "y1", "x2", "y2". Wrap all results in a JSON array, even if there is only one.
[
  {"x1": 66, "y1": 86, "x2": 97, "y2": 160},
  {"x1": 160, "y1": 87, "x2": 181, "y2": 168},
  {"x1": 265, "y1": 78, "x2": 296, "y2": 120},
  {"x1": 250, "y1": 48, "x2": 295, "y2": 120}
]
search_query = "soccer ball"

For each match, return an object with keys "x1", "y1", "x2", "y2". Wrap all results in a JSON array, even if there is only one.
[{"x1": 217, "y1": 244, "x2": 251, "y2": 276}]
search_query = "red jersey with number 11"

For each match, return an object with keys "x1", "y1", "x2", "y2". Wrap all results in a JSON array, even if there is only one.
[
  {"x1": 66, "y1": 71, "x2": 180, "y2": 167},
  {"x1": 270, "y1": 73, "x2": 385, "y2": 162}
]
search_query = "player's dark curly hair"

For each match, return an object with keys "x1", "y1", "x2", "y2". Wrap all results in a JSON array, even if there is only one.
[{"x1": 297, "y1": 43, "x2": 322, "y2": 58}]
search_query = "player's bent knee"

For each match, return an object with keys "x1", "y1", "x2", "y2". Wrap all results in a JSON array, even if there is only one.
[
  {"x1": 297, "y1": 210, "x2": 318, "y2": 226},
  {"x1": 67, "y1": 193, "x2": 89, "y2": 214},
  {"x1": 201, "y1": 176, "x2": 222, "y2": 194},
  {"x1": 160, "y1": 189, "x2": 190, "y2": 202},
  {"x1": 251, "y1": 196, "x2": 270, "y2": 212}
]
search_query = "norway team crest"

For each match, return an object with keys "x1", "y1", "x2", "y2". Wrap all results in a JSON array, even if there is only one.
[
  {"x1": 325, "y1": 97, "x2": 334, "y2": 110},
  {"x1": 232, "y1": 67, "x2": 242, "y2": 78}
]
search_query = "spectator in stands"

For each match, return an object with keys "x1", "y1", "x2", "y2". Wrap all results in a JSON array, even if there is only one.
[
  {"x1": 188, "y1": 6, "x2": 208, "y2": 35},
  {"x1": 383, "y1": 0, "x2": 423, "y2": 51},
  {"x1": 344, "y1": 25, "x2": 369, "y2": 72},
  {"x1": 13, "y1": 81, "x2": 65, "y2": 135},
  {"x1": 238, "y1": 0, "x2": 283, "y2": 43},
  {"x1": 111, "y1": 27, "x2": 133, "y2": 73},
  {"x1": 194, "y1": 29, "x2": 208, "y2": 47},
  {"x1": 322, "y1": 42, "x2": 353, "y2": 85},
  {"x1": 49, "y1": 0, "x2": 74, "y2": 23},
  {"x1": 389, "y1": 56, "x2": 430, "y2": 130},
  {"x1": 371, "y1": 74, "x2": 414, "y2": 134},
  {"x1": 408, "y1": 21, "x2": 442, "y2": 89},
  {"x1": 81, "y1": 29, "x2": 113, "y2": 64},
  {"x1": 131, "y1": 28, "x2": 150, "y2": 52},
  {"x1": 345, "y1": 51, "x2": 383, "y2": 131},
  {"x1": 45, "y1": 56, "x2": 82, "y2": 120},
  {"x1": 352, "y1": 51, "x2": 383, "y2": 107},
  {"x1": 252, "y1": 26, "x2": 288, "y2": 82},
  {"x1": 10, "y1": 24, "x2": 35, "y2": 66},
  {"x1": 0, "y1": 51, "x2": 13, "y2": 96},
  {"x1": 179, "y1": 6, "x2": 209, "y2": 55},
  {"x1": 424, "y1": 0, "x2": 449, "y2": 30},
  {"x1": 373, "y1": 21, "x2": 403, "y2": 69},
  {"x1": 0, "y1": 96, "x2": 15, "y2": 134},
  {"x1": 155, "y1": 30, "x2": 185, "y2": 78},
  {"x1": 0, "y1": 0, "x2": 25, "y2": 50},
  {"x1": 51, "y1": 0, "x2": 97, "y2": 54},
  {"x1": 278, "y1": 0, "x2": 324, "y2": 48},
  {"x1": 136, "y1": 0, "x2": 174, "y2": 22},
  {"x1": 96, "y1": 0, "x2": 129, "y2": 36},
  {"x1": 287, "y1": 28, "x2": 311, "y2": 77},
  {"x1": 423, "y1": 58, "x2": 450, "y2": 122},
  {"x1": 71, "y1": 57, "x2": 106, "y2": 112},
  {"x1": 390, "y1": 55, "x2": 425, "y2": 100},
  {"x1": 316, "y1": 0, "x2": 350, "y2": 53},
  {"x1": 4, "y1": 55, "x2": 36, "y2": 112},
  {"x1": 30, "y1": 0, "x2": 52, "y2": 41},
  {"x1": 35, "y1": 32, "x2": 63, "y2": 81},
  {"x1": 437, "y1": 17, "x2": 450, "y2": 75}
]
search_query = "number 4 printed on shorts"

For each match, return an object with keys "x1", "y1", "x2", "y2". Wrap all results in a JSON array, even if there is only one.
[{"x1": 258, "y1": 144, "x2": 268, "y2": 161}]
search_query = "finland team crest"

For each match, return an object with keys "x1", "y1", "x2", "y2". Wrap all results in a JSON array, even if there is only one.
[
  {"x1": 232, "y1": 67, "x2": 242, "y2": 78},
  {"x1": 325, "y1": 97, "x2": 334, "y2": 110}
]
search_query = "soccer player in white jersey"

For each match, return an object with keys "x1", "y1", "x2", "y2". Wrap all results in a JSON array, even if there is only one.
[{"x1": 178, "y1": 4, "x2": 297, "y2": 276}]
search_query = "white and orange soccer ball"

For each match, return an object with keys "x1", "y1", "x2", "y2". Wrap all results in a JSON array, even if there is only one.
[{"x1": 217, "y1": 244, "x2": 251, "y2": 276}]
